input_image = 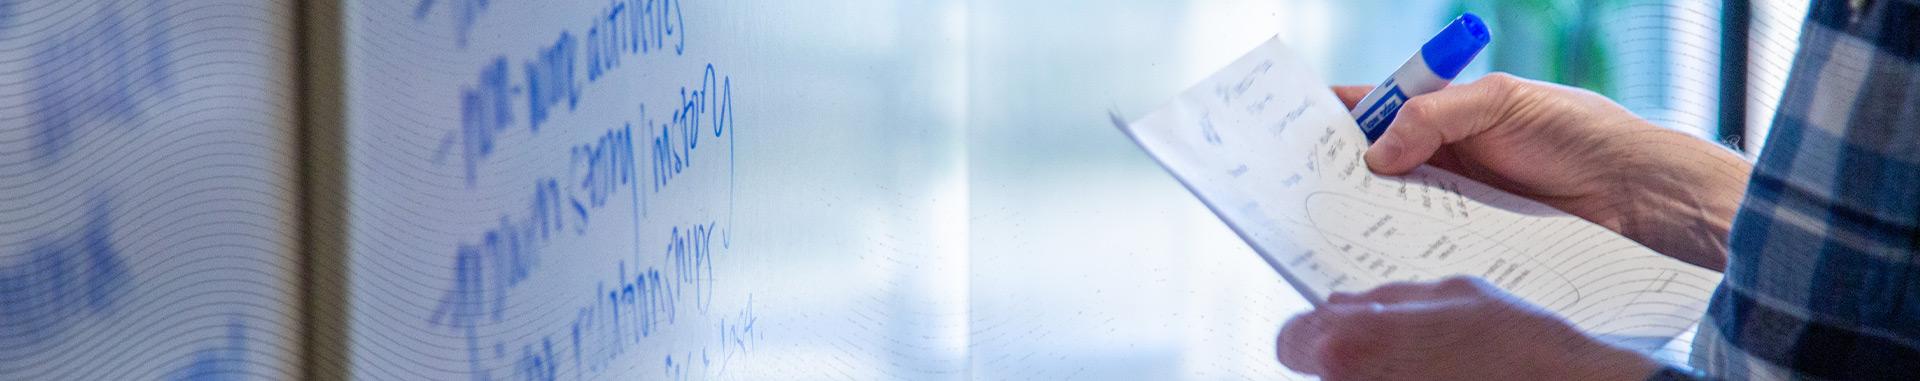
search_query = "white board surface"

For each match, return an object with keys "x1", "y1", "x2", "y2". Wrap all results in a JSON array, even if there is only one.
[
  {"x1": 332, "y1": 1, "x2": 970, "y2": 379},
  {"x1": 0, "y1": 1, "x2": 303, "y2": 379}
]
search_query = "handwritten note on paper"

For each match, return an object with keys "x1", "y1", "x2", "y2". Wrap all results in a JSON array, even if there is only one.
[{"x1": 1113, "y1": 37, "x2": 1721, "y2": 350}]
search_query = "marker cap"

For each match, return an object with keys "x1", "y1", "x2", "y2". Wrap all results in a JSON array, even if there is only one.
[{"x1": 1419, "y1": 12, "x2": 1492, "y2": 80}]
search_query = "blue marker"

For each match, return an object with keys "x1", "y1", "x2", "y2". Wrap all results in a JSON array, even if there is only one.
[{"x1": 1350, "y1": 12, "x2": 1492, "y2": 143}]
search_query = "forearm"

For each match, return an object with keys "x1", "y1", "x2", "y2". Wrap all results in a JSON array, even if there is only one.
[{"x1": 1603, "y1": 127, "x2": 1752, "y2": 271}]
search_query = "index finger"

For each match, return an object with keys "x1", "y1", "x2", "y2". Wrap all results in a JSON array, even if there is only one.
[
  {"x1": 1332, "y1": 85, "x2": 1373, "y2": 110},
  {"x1": 1365, "y1": 74, "x2": 1521, "y2": 175}
]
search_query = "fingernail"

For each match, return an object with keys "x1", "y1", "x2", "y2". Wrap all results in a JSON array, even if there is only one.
[{"x1": 1365, "y1": 139, "x2": 1400, "y2": 169}]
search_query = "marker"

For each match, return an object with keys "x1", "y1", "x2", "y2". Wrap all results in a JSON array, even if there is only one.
[{"x1": 1350, "y1": 12, "x2": 1492, "y2": 143}]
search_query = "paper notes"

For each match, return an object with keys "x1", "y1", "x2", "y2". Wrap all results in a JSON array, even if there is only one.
[{"x1": 1113, "y1": 37, "x2": 1721, "y2": 350}]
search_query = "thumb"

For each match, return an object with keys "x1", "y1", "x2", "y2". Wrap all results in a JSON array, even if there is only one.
[{"x1": 1364, "y1": 74, "x2": 1520, "y2": 175}]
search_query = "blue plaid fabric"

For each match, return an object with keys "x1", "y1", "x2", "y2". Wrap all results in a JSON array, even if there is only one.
[{"x1": 1664, "y1": 0, "x2": 1920, "y2": 379}]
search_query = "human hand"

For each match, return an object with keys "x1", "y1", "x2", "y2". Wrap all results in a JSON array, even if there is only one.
[
  {"x1": 1336, "y1": 74, "x2": 1752, "y2": 271},
  {"x1": 1275, "y1": 277, "x2": 1662, "y2": 381}
]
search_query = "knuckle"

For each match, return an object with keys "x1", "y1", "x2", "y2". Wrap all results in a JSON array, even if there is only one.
[
  {"x1": 1481, "y1": 72, "x2": 1524, "y2": 90},
  {"x1": 1479, "y1": 72, "x2": 1532, "y2": 104},
  {"x1": 1436, "y1": 275, "x2": 1480, "y2": 291},
  {"x1": 1397, "y1": 97, "x2": 1441, "y2": 126}
]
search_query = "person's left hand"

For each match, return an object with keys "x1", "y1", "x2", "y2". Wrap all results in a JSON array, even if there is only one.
[{"x1": 1276, "y1": 277, "x2": 1663, "y2": 381}]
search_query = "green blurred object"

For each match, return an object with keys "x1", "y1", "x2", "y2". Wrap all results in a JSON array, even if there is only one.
[{"x1": 1453, "y1": 0, "x2": 1618, "y2": 96}]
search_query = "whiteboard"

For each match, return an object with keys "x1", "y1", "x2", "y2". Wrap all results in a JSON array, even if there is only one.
[
  {"x1": 0, "y1": 0, "x2": 303, "y2": 379},
  {"x1": 315, "y1": 1, "x2": 1473, "y2": 379},
  {"x1": 319, "y1": 0, "x2": 970, "y2": 379}
]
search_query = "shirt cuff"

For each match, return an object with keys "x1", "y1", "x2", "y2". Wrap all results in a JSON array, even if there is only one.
[{"x1": 1645, "y1": 364, "x2": 1712, "y2": 381}]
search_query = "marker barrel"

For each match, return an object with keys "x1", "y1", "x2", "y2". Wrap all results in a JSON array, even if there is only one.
[{"x1": 1349, "y1": 12, "x2": 1491, "y2": 143}]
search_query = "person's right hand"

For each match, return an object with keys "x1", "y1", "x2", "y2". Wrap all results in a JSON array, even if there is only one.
[{"x1": 1338, "y1": 73, "x2": 1752, "y2": 271}]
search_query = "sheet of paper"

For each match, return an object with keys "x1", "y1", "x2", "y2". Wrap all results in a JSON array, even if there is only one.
[{"x1": 1113, "y1": 37, "x2": 1721, "y2": 349}]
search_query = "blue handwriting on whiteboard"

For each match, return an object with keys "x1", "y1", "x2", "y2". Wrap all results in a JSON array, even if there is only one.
[
  {"x1": 527, "y1": 32, "x2": 582, "y2": 133},
  {"x1": 169, "y1": 319, "x2": 249, "y2": 381},
  {"x1": 414, "y1": 0, "x2": 491, "y2": 48},
  {"x1": 449, "y1": 1, "x2": 693, "y2": 186},
  {"x1": 428, "y1": 63, "x2": 748, "y2": 379},
  {"x1": 461, "y1": 58, "x2": 515, "y2": 186},
  {"x1": 651, "y1": 65, "x2": 733, "y2": 193},
  {"x1": 30, "y1": 4, "x2": 174, "y2": 160},
  {"x1": 587, "y1": 0, "x2": 686, "y2": 81},
  {"x1": 0, "y1": 196, "x2": 130, "y2": 350}
]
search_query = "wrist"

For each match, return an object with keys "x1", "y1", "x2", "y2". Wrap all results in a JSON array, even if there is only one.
[
  {"x1": 1600, "y1": 127, "x2": 1751, "y2": 271},
  {"x1": 1542, "y1": 339, "x2": 1666, "y2": 381}
]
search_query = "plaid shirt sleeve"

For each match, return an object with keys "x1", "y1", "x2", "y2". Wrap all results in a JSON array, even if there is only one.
[{"x1": 1674, "y1": 0, "x2": 1920, "y2": 379}]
